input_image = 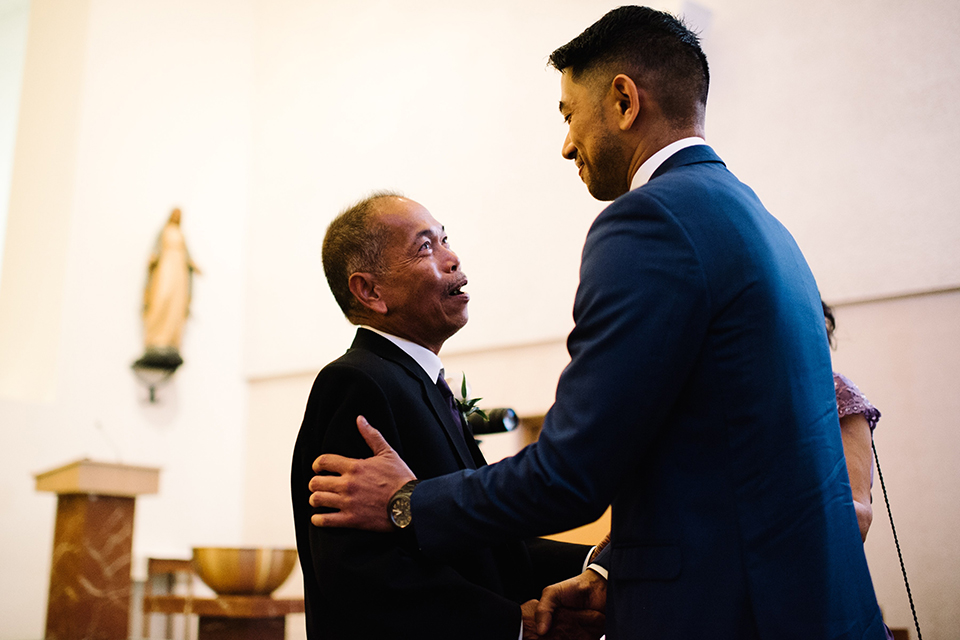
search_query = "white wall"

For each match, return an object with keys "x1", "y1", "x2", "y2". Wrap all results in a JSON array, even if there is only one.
[
  {"x1": 243, "y1": 0, "x2": 635, "y2": 378},
  {"x1": 0, "y1": 0, "x2": 89, "y2": 402},
  {"x1": 243, "y1": 0, "x2": 960, "y2": 379},
  {"x1": 704, "y1": 0, "x2": 960, "y2": 303},
  {"x1": 832, "y1": 290, "x2": 960, "y2": 636},
  {"x1": 0, "y1": 0, "x2": 29, "y2": 284},
  {"x1": 0, "y1": 1, "x2": 254, "y2": 638}
]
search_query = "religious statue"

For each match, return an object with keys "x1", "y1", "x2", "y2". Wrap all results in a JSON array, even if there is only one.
[{"x1": 133, "y1": 208, "x2": 201, "y2": 372}]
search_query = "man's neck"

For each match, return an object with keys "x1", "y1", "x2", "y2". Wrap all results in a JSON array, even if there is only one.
[{"x1": 625, "y1": 124, "x2": 704, "y2": 188}]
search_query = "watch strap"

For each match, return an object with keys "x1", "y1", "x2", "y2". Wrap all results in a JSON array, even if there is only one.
[{"x1": 388, "y1": 479, "x2": 420, "y2": 530}]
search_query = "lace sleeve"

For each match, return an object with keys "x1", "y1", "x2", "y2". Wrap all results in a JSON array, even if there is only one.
[{"x1": 834, "y1": 372, "x2": 881, "y2": 431}]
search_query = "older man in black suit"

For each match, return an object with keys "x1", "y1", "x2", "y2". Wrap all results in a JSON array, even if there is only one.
[{"x1": 290, "y1": 192, "x2": 590, "y2": 639}]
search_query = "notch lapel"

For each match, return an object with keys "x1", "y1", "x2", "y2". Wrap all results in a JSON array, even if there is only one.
[{"x1": 350, "y1": 329, "x2": 476, "y2": 470}]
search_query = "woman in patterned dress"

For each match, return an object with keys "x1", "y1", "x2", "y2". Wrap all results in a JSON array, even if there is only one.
[{"x1": 823, "y1": 301, "x2": 880, "y2": 542}]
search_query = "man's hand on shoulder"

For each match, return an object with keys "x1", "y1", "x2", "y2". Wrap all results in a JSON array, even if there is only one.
[{"x1": 308, "y1": 416, "x2": 416, "y2": 532}]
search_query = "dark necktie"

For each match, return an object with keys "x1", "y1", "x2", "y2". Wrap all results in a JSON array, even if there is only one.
[
  {"x1": 436, "y1": 370, "x2": 464, "y2": 430},
  {"x1": 437, "y1": 370, "x2": 484, "y2": 469}
]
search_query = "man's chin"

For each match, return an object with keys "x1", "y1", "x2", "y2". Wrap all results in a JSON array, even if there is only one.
[
  {"x1": 587, "y1": 181, "x2": 627, "y2": 201},
  {"x1": 450, "y1": 311, "x2": 469, "y2": 335}
]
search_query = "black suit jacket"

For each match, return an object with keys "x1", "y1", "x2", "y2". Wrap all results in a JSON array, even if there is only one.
[{"x1": 291, "y1": 328, "x2": 587, "y2": 639}]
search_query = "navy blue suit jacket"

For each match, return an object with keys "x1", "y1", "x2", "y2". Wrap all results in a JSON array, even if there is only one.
[
  {"x1": 413, "y1": 146, "x2": 886, "y2": 639},
  {"x1": 291, "y1": 329, "x2": 588, "y2": 639}
]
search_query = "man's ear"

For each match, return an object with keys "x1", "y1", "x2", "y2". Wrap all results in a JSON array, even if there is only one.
[
  {"x1": 611, "y1": 73, "x2": 642, "y2": 131},
  {"x1": 348, "y1": 272, "x2": 388, "y2": 315}
]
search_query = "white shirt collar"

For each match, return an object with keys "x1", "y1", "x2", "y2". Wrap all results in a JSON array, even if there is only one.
[
  {"x1": 360, "y1": 326, "x2": 444, "y2": 383},
  {"x1": 630, "y1": 136, "x2": 706, "y2": 191}
]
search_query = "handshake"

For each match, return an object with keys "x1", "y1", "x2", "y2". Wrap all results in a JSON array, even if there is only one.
[{"x1": 520, "y1": 569, "x2": 608, "y2": 640}]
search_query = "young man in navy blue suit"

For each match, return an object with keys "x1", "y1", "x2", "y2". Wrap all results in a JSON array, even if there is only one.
[
  {"x1": 291, "y1": 193, "x2": 591, "y2": 639},
  {"x1": 307, "y1": 8, "x2": 886, "y2": 639}
]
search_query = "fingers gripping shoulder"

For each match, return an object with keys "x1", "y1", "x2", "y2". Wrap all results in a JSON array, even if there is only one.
[{"x1": 311, "y1": 363, "x2": 403, "y2": 459}]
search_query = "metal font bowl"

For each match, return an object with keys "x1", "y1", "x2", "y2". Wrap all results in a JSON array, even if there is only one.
[{"x1": 191, "y1": 547, "x2": 298, "y2": 596}]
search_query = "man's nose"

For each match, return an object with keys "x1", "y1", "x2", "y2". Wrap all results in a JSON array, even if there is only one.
[
  {"x1": 442, "y1": 245, "x2": 461, "y2": 271},
  {"x1": 562, "y1": 132, "x2": 576, "y2": 160}
]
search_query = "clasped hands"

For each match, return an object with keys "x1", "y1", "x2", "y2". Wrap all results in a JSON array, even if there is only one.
[
  {"x1": 308, "y1": 415, "x2": 607, "y2": 638},
  {"x1": 522, "y1": 570, "x2": 607, "y2": 640}
]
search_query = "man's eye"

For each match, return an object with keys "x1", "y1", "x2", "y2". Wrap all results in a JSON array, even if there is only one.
[
  {"x1": 441, "y1": 236, "x2": 449, "y2": 247},
  {"x1": 420, "y1": 240, "x2": 431, "y2": 251}
]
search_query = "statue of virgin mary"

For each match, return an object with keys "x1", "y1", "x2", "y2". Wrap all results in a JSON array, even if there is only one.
[{"x1": 134, "y1": 208, "x2": 201, "y2": 371}]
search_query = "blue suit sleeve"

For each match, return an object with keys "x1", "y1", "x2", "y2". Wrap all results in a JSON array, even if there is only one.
[{"x1": 413, "y1": 193, "x2": 711, "y2": 557}]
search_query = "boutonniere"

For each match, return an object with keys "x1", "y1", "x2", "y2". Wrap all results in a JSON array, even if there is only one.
[{"x1": 454, "y1": 373, "x2": 488, "y2": 422}]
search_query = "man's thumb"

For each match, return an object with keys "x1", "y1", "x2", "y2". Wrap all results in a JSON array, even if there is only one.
[{"x1": 357, "y1": 415, "x2": 392, "y2": 455}]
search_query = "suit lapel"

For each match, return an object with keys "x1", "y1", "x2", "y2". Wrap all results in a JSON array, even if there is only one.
[{"x1": 350, "y1": 329, "x2": 476, "y2": 470}]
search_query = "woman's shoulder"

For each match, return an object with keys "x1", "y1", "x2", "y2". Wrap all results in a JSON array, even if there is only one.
[{"x1": 834, "y1": 372, "x2": 882, "y2": 430}]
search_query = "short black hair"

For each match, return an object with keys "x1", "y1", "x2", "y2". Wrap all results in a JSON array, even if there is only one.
[
  {"x1": 322, "y1": 191, "x2": 401, "y2": 320},
  {"x1": 549, "y1": 5, "x2": 709, "y2": 128}
]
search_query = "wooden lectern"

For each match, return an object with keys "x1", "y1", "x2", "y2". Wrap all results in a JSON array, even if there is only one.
[{"x1": 36, "y1": 458, "x2": 159, "y2": 640}]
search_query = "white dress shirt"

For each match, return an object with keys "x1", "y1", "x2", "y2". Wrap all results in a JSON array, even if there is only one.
[
  {"x1": 360, "y1": 326, "x2": 444, "y2": 383},
  {"x1": 630, "y1": 136, "x2": 706, "y2": 191}
]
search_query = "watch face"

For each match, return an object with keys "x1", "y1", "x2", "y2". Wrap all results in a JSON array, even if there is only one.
[{"x1": 390, "y1": 496, "x2": 412, "y2": 529}]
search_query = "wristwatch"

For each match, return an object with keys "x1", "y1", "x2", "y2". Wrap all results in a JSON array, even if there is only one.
[{"x1": 388, "y1": 479, "x2": 420, "y2": 530}]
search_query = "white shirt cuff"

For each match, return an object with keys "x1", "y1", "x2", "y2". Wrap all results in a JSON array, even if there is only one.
[
  {"x1": 582, "y1": 545, "x2": 598, "y2": 573},
  {"x1": 586, "y1": 563, "x2": 608, "y2": 580}
]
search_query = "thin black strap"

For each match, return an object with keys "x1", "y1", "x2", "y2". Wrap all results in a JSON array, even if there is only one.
[{"x1": 873, "y1": 440, "x2": 922, "y2": 640}]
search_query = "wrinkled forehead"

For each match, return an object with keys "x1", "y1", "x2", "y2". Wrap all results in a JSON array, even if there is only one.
[{"x1": 376, "y1": 198, "x2": 443, "y2": 246}]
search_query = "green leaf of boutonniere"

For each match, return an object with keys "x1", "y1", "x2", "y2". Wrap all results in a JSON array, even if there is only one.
[{"x1": 455, "y1": 373, "x2": 488, "y2": 421}]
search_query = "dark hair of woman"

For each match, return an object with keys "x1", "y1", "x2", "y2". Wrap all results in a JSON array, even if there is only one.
[{"x1": 821, "y1": 299, "x2": 836, "y2": 348}]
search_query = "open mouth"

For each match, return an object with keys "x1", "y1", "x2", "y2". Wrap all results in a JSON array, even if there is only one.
[{"x1": 449, "y1": 278, "x2": 468, "y2": 297}]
